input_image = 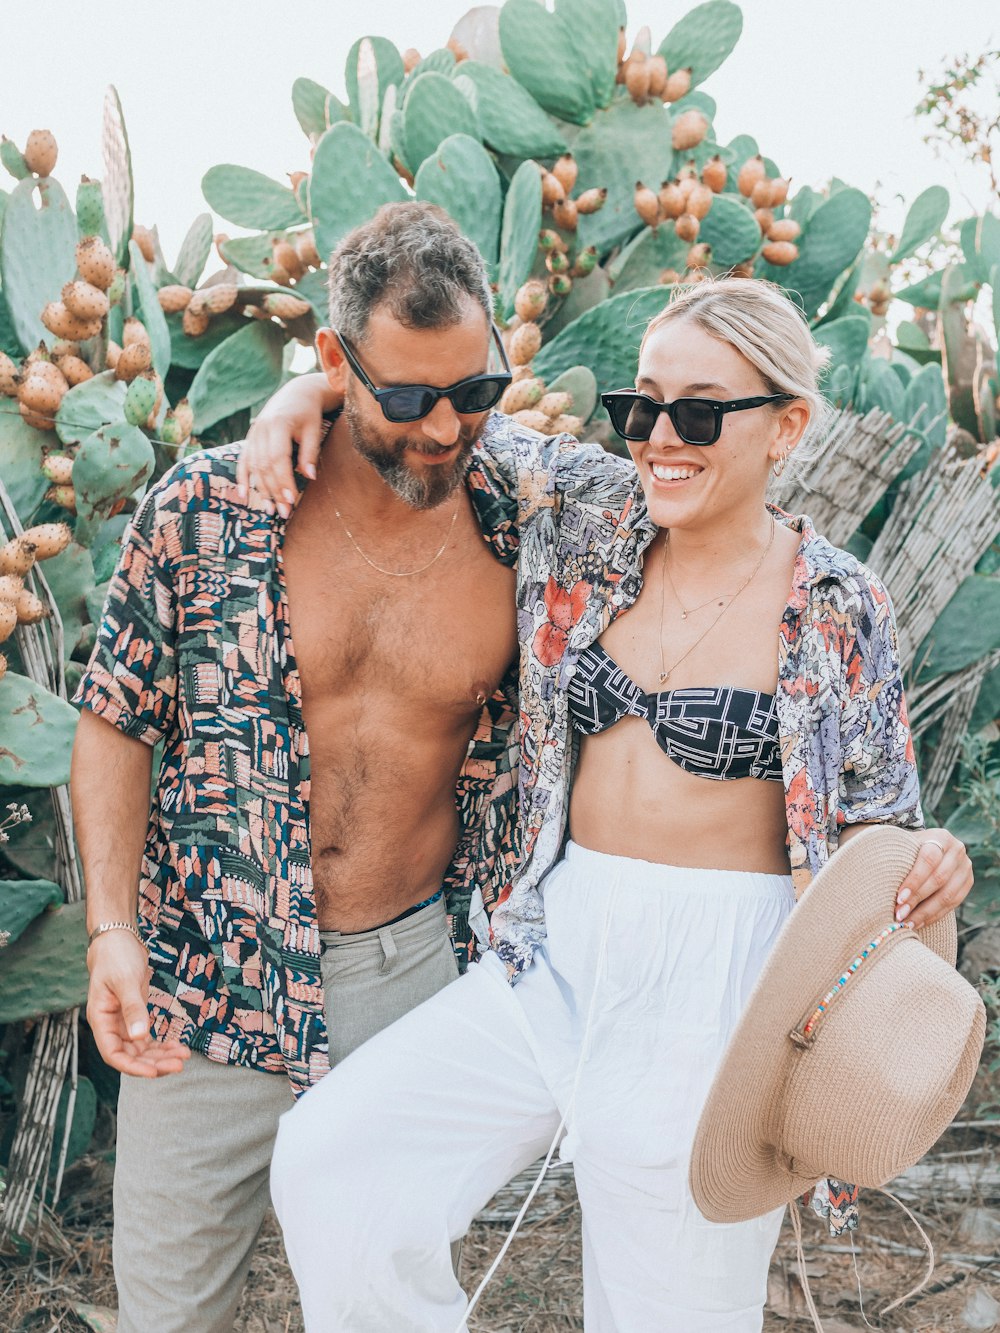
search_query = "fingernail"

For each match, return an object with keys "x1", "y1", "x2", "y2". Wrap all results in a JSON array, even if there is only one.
[
  {"x1": 283, "y1": 489, "x2": 296, "y2": 505},
  {"x1": 278, "y1": 503, "x2": 290, "y2": 520},
  {"x1": 897, "y1": 887, "x2": 910, "y2": 904},
  {"x1": 305, "y1": 464, "x2": 317, "y2": 479},
  {"x1": 896, "y1": 904, "x2": 910, "y2": 921},
  {"x1": 128, "y1": 1021, "x2": 147, "y2": 1037}
]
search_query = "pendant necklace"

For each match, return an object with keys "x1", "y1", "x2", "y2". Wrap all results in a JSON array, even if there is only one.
[
  {"x1": 323, "y1": 470, "x2": 460, "y2": 577},
  {"x1": 658, "y1": 516, "x2": 775, "y2": 683}
]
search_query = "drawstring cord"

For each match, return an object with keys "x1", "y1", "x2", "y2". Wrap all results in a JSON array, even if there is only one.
[
  {"x1": 453, "y1": 884, "x2": 620, "y2": 1333},
  {"x1": 790, "y1": 1186, "x2": 935, "y2": 1332}
]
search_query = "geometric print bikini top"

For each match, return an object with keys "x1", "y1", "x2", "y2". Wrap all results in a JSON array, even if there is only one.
[{"x1": 568, "y1": 642, "x2": 783, "y2": 783}]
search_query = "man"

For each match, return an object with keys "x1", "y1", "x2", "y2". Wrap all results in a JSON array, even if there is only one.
[{"x1": 71, "y1": 202, "x2": 548, "y2": 1332}]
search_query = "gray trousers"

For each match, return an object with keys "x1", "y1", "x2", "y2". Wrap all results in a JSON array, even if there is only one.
[{"x1": 113, "y1": 896, "x2": 458, "y2": 1333}]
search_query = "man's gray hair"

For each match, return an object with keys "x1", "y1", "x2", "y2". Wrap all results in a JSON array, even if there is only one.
[{"x1": 326, "y1": 201, "x2": 493, "y2": 344}]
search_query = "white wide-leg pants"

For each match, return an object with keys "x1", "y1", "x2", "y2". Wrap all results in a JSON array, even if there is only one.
[{"x1": 272, "y1": 842, "x2": 795, "y2": 1332}]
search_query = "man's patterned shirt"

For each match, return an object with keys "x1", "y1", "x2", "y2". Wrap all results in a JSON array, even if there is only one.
[{"x1": 76, "y1": 432, "x2": 529, "y2": 1096}]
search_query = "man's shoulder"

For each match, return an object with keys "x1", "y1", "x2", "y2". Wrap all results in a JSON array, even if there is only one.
[{"x1": 141, "y1": 442, "x2": 247, "y2": 515}]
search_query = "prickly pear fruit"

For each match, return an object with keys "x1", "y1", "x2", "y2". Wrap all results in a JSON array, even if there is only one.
[
  {"x1": 446, "y1": 36, "x2": 468, "y2": 62},
  {"x1": 686, "y1": 243, "x2": 712, "y2": 269},
  {"x1": 647, "y1": 54, "x2": 668, "y2": 98},
  {"x1": 45, "y1": 485, "x2": 77, "y2": 513},
  {"x1": 671, "y1": 111, "x2": 708, "y2": 152},
  {"x1": 675, "y1": 213, "x2": 700, "y2": 242},
  {"x1": 510, "y1": 365, "x2": 535, "y2": 384},
  {"x1": 122, "y1": 318, "x2": 151, "y2": 351},
  {"x1": 702, "y1": 156, "x2": 727, "y2": 194},
  {"x1": 23, "y1": 129, "x2": 58, "y2": 177},
  {"x1": 737, "y1": 156, "x2": 767, "y2": 199},
  {"x1": 750, "y1": 179, "x2": 773, "y2": 210},
  {"x1": 0, "y1": 351, "x2": 19, "y2": 396},
  {"x1": 114, "y1": 341, "x2": 152, "y2": 383},
  {"x1": 105, "y1": 341, "x2": 122, "y2": 371},
  {"x1": 548, "y1": 413, "x2": 583, "y2": 436},
  {"x1": 41, "y1": 302, "x2": 102, "y2": 343},
  {"x1": 76, "y1": 176, "x2": 105, "y2": 236},
  {"x1": 754, "y1": 208, "x2": 775, "y2": 233},
  {"x1": 575, "y1": 187, "x2": 607, "y2": 216},
  {"x1": 0, "y1": 537, "x2": 35, "y2": 577},
  {"x1": 538, "y1": 229, "x2": 568, "y2": 253},
  {"x1": 402, "y1": 48, "x2": 422, "y2": 72},
  {"x1": 499, "y1": 378, "x2": 545, "y2": 415},
  {"x1": 76, "y1": 236, "x2": 116, "y2": 290},
  {"x1": 202, "y1": 284, "x2": 240, "y2": 315},
  {"x1": 541, "y1": 172, "x2": 566, "y2": 208},
  {"x1": 547, "y1": 273, "x2": 573, "y2": 297},
  {"x1": 42, "y1": 454, "x2": 75, "y2": 485},
  {"x1": 272, "y1": 240, "x2": 305, "y2": 281},
  {"x1": 730, "y1": 262, "x2": 755, "y2": 279},
  {"x1": 510, "y1": 322, "x2": 542, "y2": 366},
  {"x1": 571, "y1": 247, "x2": 598, "y2": 278},
  {"x1": 131, "y1": 225, "x2": 156, "y2": 264},
  {"x1": 546, "y1": 249, "x2": 570, "y2": 275},
  {"x1": 658, "y1": 268, "x2": 682, "y2": 285},
  {"x1": 0, "y1": 652, "x2": 7, "y2": 678},
  {"x1": 50, "y1": 340, "x2": 81, "y2": 361},
  {"x1": 625, "y1": 53, "x2": 651, "y2": 104},
  {"x1": 538, "y1": 391, "x2": 572, "y2": 419},
  {"x1": 687, "y1": 184, "x2": 714, "y2": 220},
  {"x1": 262, "y1": 292, "x2": 312, "y2": 320},
  {"x1": 158, "y1": 284, "x2": 194, "y2": 313},
  {"x1": 0, "y1": 135, "x2": 29, "y2": 180},
  {"x1": 769, "y1": 178, "x2": 790, "y2": 207},
  {"x1": 172, "y1": 398, "x2": 194, "y2": 439},
  {"x1": 552, "y1": 198, "x2": 578, "y2": 232},
  {"x1": 18, "y1": 373, "x2": 64, "y2": 428},
  {"x1": 0, "y1": 575, "x2": 25, "y2": 604},
  {"x1": 21, "y1": 522, "x2": 72, "y2": 560},
  {"x1": 62, "y1": 280, "x2": 110, "y2": 322},
  {"x1": 658, "y1": 181, "x2": 685, "y2": 219},
  {"x1": 183, "y1": 307, "x2": 211, "y2": 338},
  {"x1": 552, "y1": 154, "x2": 578, "y2": 195},
  {"x1": 767, "y1": 219, "x2": 801, "y2": 243},
  {"x1": 761, "y1": 241, "x2": 799, "y2": 266},
  {"x1": 15, "y1": 589, "x2": 47, "y2": 624},
  {"x1": 0, "y1": 603, "x2": 17, "y2": 642},
  {"x1": 663, "y1": 68, "x2": 692, "y2": 102},
  {"x1": 514, "y1": 279, "x2": 548, "y2": 323},
  {"x1": 634, "y1": 181, "x2": 661, "y2": 228},
  {"x1": 124, "y1": 372, "x2": 159, "y2": 426},
  {"x1": 296, "y1": 230, "x2": 322, "y2": 269},
  {"x1": 512, "y1": 409, "x2": 552, "y2": 432}
]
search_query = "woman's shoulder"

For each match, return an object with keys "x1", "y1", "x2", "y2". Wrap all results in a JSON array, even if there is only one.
[{"x1": 791, "y1": 514, "x2": 894, "y2": 612}]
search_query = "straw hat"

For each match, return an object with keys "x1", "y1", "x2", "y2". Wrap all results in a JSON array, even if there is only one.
[{"x1": 690, "y1": 825, "x2": 986, "y2": 1223}]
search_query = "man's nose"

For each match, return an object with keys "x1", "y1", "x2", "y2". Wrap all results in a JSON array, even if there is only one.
[{"x1": 420, "y1": 396, "x2": 462, "y2": 446}]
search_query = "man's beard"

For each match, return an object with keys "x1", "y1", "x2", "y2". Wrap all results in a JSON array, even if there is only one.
[{"x1": 345, "y1": 396, "x2": 477, "y2": 510}]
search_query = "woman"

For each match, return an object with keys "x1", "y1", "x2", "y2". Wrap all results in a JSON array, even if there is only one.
[{"x1": 251, "y1": 278, "x2": 972, "y2": 1330}]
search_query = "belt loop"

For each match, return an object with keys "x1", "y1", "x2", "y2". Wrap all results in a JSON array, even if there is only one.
[{"x1": 378, "y1": 927, "x2": 398, "y2": 975}]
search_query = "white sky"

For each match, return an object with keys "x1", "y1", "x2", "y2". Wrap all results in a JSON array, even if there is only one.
[{"x1": 4, "y1": 0, "x2": 997, "y2": 264}]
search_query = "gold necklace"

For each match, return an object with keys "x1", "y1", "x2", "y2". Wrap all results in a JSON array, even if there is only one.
[
  {"x1": 332, "y1": 502, "x2": 459, "y2": 577},
  {"x1": 658, "y1": 516, "x2": 775, "y2": 683},
  {"x1": 322, "y1": 464, "x2": 460, "y2": 577}
]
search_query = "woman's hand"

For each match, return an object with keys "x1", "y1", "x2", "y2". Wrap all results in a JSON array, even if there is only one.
[
  {"x1": 894, "y1": 828, "x2": 974, "y2": 929},
  {"x1": 237, "y1": 372, "x2": 342, "y2": 516}
]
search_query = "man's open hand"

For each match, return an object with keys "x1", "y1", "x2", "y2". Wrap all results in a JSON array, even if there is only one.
[{"x1": 87, "y1": 931, "x2": 190, "y2": 1078}]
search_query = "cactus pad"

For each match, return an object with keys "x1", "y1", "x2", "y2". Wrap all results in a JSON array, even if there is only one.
[
  {"x1": 188, "y1": 321, "x2": 285, "y2": 433},
  {"x1": 415, "y1": 135, "x2": 502, "y2": 276},
  {"x1": 0, "y1": 177, "x2": 78, "y2": 353},
  {"x1": 452, "y1": 61, "x2": 567, "y2": 159},
  {"x1": 498, "y1": 160, "x2": 543, "y2": 320},
  {"x1": 0, "y1": 673, "x2": 79, "y2": 788},
  {"x1": 658, "y1": 1, "x2": 743, "y2": 91},
  {"x1": 202, "y1": 165, "x2": 307, "y2": 231},
  {"x1": 402, "y1": 72, "x2": 481, "y2": 172},
  {"x1": 309, "y1": 123, "x2": 407, "y2": 262}
]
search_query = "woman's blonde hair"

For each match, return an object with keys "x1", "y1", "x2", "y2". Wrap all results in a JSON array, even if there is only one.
[{"x1": 641, "y1": 276, "x2": 833, "y2": 465}]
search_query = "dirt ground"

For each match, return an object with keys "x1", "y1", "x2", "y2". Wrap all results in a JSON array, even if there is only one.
[{"x1": 3, "y1": 1125, "x2": 999, "y2": 1332}]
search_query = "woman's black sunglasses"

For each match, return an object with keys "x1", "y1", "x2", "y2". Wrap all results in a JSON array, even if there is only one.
[
  {"x1": 336, "y1": 325, "x2": 512, "y2": 424},
  {"x1": 601, "y1": 389, "x2": 794, "y2": 446}
]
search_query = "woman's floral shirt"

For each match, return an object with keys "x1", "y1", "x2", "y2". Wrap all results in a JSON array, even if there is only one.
[{"x1": 482, "y1": 431, "x2": 924, "y2": 1236}]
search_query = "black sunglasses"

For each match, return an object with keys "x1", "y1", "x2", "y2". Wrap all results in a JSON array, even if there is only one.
[
  {"x1": 336, "y1": 325, "x2": 512, "y2": 424},
  {"x1": 601, "y1": 390, "x2": 795, "y2": 446}
]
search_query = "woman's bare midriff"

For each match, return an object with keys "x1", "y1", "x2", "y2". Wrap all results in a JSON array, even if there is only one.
[{"x1": 569, "y1": 719, "x2": 792, "y2": 874}]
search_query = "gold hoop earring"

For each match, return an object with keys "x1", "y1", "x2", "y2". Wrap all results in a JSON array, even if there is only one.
[{"x1": 772, "y1": 451, "x2": 789, "y2": 477}]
